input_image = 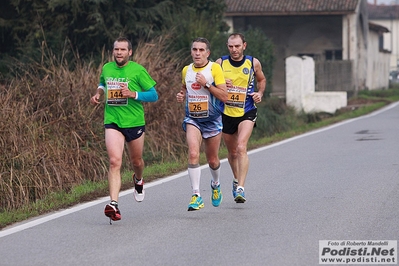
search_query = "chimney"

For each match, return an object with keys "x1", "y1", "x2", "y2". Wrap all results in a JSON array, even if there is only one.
[{"x1": 374, "y1": 0, "x2": 377, "y2": 4}]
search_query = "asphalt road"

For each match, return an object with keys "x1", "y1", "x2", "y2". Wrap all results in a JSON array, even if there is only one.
[{"x1": 1, "y1": 102, "x2": 398, "y2": 266}]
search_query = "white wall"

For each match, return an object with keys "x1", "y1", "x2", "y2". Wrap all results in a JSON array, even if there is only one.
[{"x1": 286, "y1": 56, "x2": 347, "y2": 114}]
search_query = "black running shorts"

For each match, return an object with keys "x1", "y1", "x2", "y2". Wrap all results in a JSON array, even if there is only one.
[
  {"x1": 221, "y1": 108, "x2": 257, "y2": 135},
  {"x1": 104, "y1": 123, "x2": 145, "y2": 142}
]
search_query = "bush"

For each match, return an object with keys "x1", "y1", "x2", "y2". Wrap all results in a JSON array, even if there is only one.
[{"x1": 252, "y1": 97, "x2": 298, "y2": 139}]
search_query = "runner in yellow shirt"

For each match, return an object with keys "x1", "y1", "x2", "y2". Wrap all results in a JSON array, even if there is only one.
[{"x1": 216, "y1": 33, "x2": 266, "y2": 203}]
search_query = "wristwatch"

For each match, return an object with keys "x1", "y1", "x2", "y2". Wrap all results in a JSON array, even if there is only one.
[{"x1": 205, "y1": 83, "x2": 211, "y2": 89}]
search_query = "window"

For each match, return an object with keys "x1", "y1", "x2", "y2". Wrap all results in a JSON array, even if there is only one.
[{"x1": 325, "y1": 50, "x2": 342, "y2": 61}]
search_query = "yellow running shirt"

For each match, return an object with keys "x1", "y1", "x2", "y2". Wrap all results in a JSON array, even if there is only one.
[{"x1": 220, "y1": 55, "x2": 256, "y2": 117}]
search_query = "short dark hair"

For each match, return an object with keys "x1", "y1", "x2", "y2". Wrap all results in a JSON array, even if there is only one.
[
  {"x1": 192, "y1": 37, "x2": 211, "y2": 51},
  {"x1": 228, "y1": 33, "x2": 246, "y2": 44},
  {"x1": 114, "y1": 36, "x2": 132, "y2": 50}
]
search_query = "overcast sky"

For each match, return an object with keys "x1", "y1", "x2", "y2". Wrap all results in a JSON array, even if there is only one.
[{"x1": 367, "y1": 0, "x2": 399, "y2": 5}]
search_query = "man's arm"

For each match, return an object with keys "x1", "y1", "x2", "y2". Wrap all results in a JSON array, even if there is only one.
[
  {"x1": 209, "y1": 63, "x2": 228, "y2": 103},
  {"x1": 208, "y1": 83, "x2": 228, "y2": 103},
  {"x1": 177, "y1": 67, "x2": 188, "y2": 103},
  {"x1": 136, "y1": 87, "x2": 158, "y2": 102},
  {"x1": 120, "y1": 83, "x2": 158, "y2": 102},
  {"x1": 176, "y1": 84, "x2": 186, "y2": 103},
  {"x1": 253, "y1": 58, "x2": 266, "y2": 97}
]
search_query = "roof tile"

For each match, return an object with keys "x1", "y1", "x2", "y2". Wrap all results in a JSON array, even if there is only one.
[{"x1": 368, "y1": 3, "x2": 399, "y2": 19}]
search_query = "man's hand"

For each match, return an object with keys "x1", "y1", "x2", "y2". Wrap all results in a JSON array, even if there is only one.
[
  {"x1": 120, "y1": 83, "x2": 135, "y2": 98},
  {"x1": 249, "y1": 92, "x2": 263, "y2": 103},
  {"x1": 225, "y1": 79, "x2": 233, "y2": 88},
  {"x1": 176, "y1": 90, "x2": 185, "y2": 103},
  {"x1": 195, "y1": 72, "x2": 207, "y2": 87},
  {"x1": 90, "y1": 93, "x2": 102, "y2": 105}
]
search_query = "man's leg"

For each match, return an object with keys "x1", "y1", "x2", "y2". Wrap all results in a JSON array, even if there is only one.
[
  {"x1": 234, "y1": 120, "x2": 255, "y2": 187},
  {"x1": 126, "y1": 133, "x2": 145, "y2": 180},
  {"x1": 223, "y1": 132, "x2": 239, "y2": 181},
  {"x1": 186, "y1": 124, "x2": 202, "y2": 195},
  {"x1": 186, "y1": 124, "x2": 205, "y2": 211},
  {"x1": 126, "y1": 133, "x2": 146, "y2": 201},
  {"x1": 204, "y1": 133, "x2": 222, "y2": 170},
  {"x1": 204, "y1": 133, "x2": 223, "y2": 207},
  {"x1": 204, "y1": 133, "x2": 222, "y2": 186},
  {"x1": 105, "y1": 128, "x2": 126, "y2": 202}
]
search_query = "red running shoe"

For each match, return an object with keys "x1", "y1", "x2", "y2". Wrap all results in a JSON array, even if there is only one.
[{"x1": 104, "y1": 202, "x2": 121, "y2": 224}]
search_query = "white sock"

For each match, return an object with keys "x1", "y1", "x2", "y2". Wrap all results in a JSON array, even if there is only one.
[
  {"x1": 188, "y1": 164, "x2": 201, "y2": 196},
  {"x1": 210, "y1": 164, "x2": 220, "y2": 187},
  {"x1": 237, "y1": 186, "x2": 244, "y2": 191}
]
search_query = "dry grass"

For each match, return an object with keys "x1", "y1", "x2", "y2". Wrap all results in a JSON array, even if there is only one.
[
  {"x1": 0, "y1": 35, "x2": 188, "y2": 212},
  {"x1": 133, "y1": 36, "x2": 188, "y2": 163}
]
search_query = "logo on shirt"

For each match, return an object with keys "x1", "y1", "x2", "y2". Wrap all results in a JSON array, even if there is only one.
[
  {"x1": 191, "y1": 83, "x2": 201, "y2": 90},
  {"x1": 242, "y1": 68, "x2": 249, "y2": 75}
]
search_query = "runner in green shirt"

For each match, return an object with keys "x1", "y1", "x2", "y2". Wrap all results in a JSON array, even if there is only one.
[{"x1": 90, "y1": 37, "x2": 158, "y2": 224}]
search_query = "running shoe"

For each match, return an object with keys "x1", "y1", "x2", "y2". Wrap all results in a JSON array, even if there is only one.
[
  {"x1": 133, "y1": 174, "x2": 145, "y2": 202},
  {"x1": 234, "y1": 188, "x2": 246, "y2": 203},
  {"x1": 104, "y1": 201, "x2": 121, "y2": 223},
  {"x1": 211, "y1": 182, "x2": 222, "y2": 207},
  {"x1": 232, "y1": 180, "x2": 238, "y2": 198},
  {"x1": 187, "y1": 194, "x2": 204, "y2": 211}
]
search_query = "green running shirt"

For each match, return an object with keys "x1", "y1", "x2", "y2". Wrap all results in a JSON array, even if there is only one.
[{"x1": 99, "y1": 61, "x2": 156, "y2": 128}]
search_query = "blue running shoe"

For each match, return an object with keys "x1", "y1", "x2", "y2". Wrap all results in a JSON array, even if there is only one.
[
  {"x1": 232, "y1": 180, "x2": 238, "y2": 198},
  {"x1": 188, "y1": 194, "x2": 204, "y2": 211},
  {"x1": 211, "y1": 182, "x2": 222, "y2": 207},
  {"x1": 234, "y1": 188, "x2": 246, "y2": 203}
]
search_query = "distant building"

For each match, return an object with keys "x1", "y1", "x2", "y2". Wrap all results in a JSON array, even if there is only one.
[
  {"x1": 368, "y1": 3, "x2": 399, "y2": 70},
  {"x1": 367, "y1": 22, "x2": 391, "y2": 89}
]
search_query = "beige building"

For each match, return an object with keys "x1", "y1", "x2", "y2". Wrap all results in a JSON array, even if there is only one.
[
  {"x1": 368, "y1": 3, "x2": 399, "y2": 70},
  {"x1": 367, "y1": 22, "x2": 391, "y2": 89}
]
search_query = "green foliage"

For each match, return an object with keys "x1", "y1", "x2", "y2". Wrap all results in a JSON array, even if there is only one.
[
  {"x1": 171, "y1": 0, "x2": 227, "y2": 28},
  {"x1": 158, "y1": 5, "x2": 228, "y2": 66},
  {"x1": 243, "y1": 27, "x2": 275, "y2": 95},
  {"x1": 0, "y1": 0, "x2": 228, "y2": 74},
  {"x1": 252, "y1": 97, "x2": 299, "y2": 139},
  {"x1": 1, "y1": 0, "x2": 175, "y2": 58},
  {"x1": 358, "y1": 88, "x2": 399, "y2": 98}
]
